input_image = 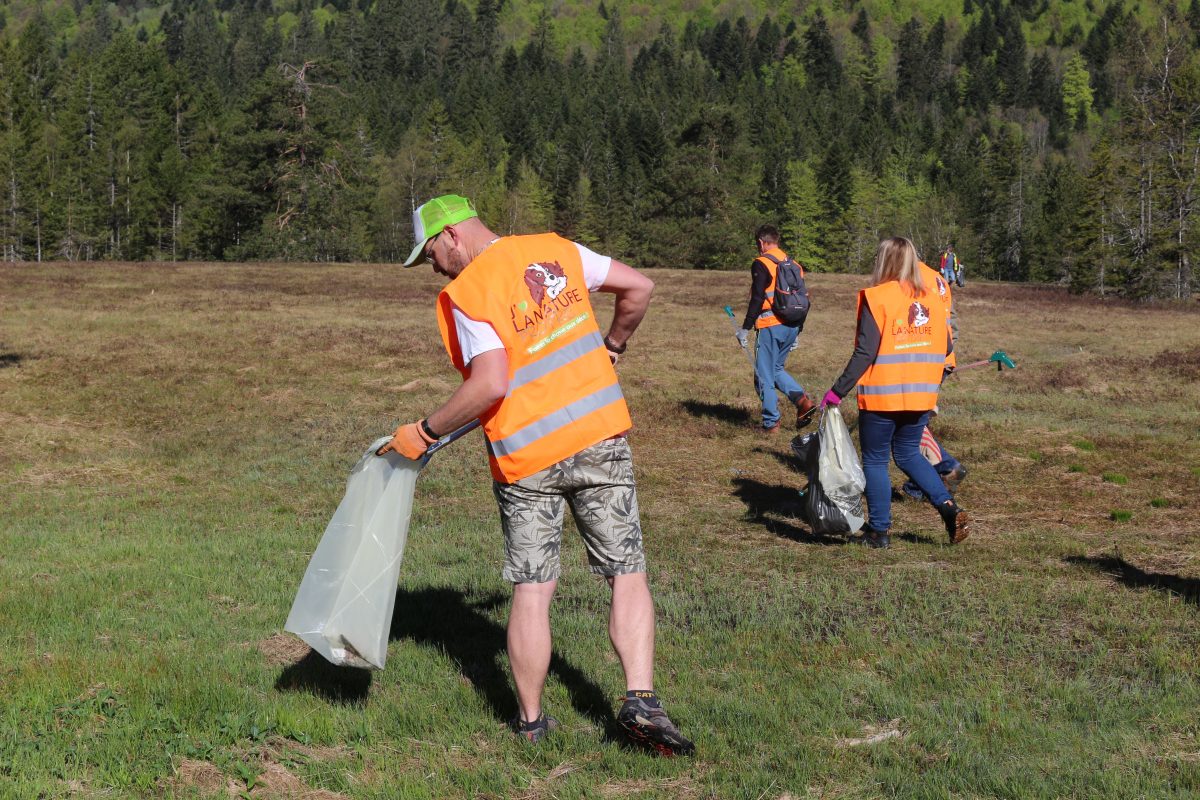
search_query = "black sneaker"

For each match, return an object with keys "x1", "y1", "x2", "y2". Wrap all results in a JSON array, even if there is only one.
[
  {"x1": 617, "y1": 697, "x2": 695, "y2": 757},
  {"x1": 512, "y1": 713, "x2": 559, "y2": 744},
  {"x1": 938, "y1": 500, "x2": 970, "y2": 544},
  {"x1": 852, "y1": 528, "x2": 890, "y2": 549}
]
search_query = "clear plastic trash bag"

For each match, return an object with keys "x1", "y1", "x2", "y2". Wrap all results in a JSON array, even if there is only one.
[
  {"x1": 285, "y1": 437, "x2": 420, "y2": 670},
  {"x1": 816, "y1": 406, "x2": 866, "y2": 534}
]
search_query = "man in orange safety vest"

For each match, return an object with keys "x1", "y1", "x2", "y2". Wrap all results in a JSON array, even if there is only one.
[{"x1": 378, "y1": 194, "x2": 694, "y2": 757}]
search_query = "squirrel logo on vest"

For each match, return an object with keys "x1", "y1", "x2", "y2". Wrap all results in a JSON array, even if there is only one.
[
  {"x1": 908, "y1": 302, "x2": 930, "y2": 326},
  {"x1": 935, "y1": 276, "x2": 947, "y2": 297},
  {"x1": 524, "y1": 262, "x2": 568, "y2": 306}
]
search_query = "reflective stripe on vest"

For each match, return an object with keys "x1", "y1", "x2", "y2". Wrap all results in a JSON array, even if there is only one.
[
  {"x1": 508, "y1": 331, "x2": 605, "y2": 396},
  {"x1": 873, "y1": 353, "x2": 946, "y2": 365},
  {"x1": 859, "y1": 382, "x2": 942, "y2": 395},
  {"x1": 490, "y1": 382, "x2": 625, "y2": 457}
]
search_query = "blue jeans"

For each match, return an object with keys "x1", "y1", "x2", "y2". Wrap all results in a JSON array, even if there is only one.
[
  {"x1": 754, "y1": 325, "x2": 804, "y2": 428},
  {"x1": 859, "y1": 410, "x2": 951, "y2": 531},
  {"x1": 902, "y1": 440, "x2": 962, "y2": 501}
]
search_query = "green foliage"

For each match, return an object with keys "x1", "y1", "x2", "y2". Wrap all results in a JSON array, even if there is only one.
[
  {"x1": 782, "y1": 159, "x2": 826, "y2": 271},
  {"x1": 0, "y1": 0, "x2": 1191, "y2": 298},
  {"x1": 1062, "y1": 53, "x2": 1094, "y2": 127}
]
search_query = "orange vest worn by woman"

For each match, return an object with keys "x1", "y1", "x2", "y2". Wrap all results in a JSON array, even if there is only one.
[
  {"x1": 855, "y1": 278, "x2": 949, "y2": 412},
  {"x1": 436, "y1": 233, "x2": 632, "y2": 483}
]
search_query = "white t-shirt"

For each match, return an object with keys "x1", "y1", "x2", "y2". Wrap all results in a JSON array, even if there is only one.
[{"x1": 452, "y1": 242, "x2": 612, "y2": 365}]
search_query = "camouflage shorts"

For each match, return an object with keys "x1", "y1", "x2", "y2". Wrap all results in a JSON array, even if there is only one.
[{"x1": 493, "y1": 437, "x2": 647, "y2": 584}]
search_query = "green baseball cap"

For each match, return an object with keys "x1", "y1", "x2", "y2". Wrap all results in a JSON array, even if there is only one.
[{"x1": 402, "y1": 194, "x2": 478, "y2": 267}]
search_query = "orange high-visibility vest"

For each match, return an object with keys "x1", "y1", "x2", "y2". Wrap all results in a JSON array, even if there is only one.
[
  {"x1": 919, "y1": 261, "x2": 956, "y2": 369},
  {"x1": 436, "y1": 233, "x2": 632, "y2": 483},
  {"x1": 855, "y1": 278, "x2": 949, "y2": 412},
  {"x1": 752, "y1": 246, "x2": 799, "y2": 330}
]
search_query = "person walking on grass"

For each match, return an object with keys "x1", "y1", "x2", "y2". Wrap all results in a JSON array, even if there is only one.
[
  {"x1": 377, "y1": 194, "x2": 694, "y2": 756},
  {"x1": 939, "y1": 245, "x2": 965, "y2": 288},
  {"x1": 735, "y1": 224, "x2": 817, "y2": 434},
  {"x1": 821, "y1": 236, "x2": 970, "y2": 550}
]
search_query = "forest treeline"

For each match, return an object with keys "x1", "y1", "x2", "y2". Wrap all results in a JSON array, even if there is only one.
[{"x1": 1, "y1": 0, "x2": 1198, "y2": 298}]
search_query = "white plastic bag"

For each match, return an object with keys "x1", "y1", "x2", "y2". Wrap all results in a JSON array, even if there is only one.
[
  {"x1": 285, "y1": 437, "x2": 420, "y2": 670},
  {"x1": 817, "y1": 407, "x2": 867, "y2": 534}
]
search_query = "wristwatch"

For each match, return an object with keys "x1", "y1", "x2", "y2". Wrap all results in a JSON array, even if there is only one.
[{"x1": 603, "y1": 335, "x2": 627, "y2": 355}]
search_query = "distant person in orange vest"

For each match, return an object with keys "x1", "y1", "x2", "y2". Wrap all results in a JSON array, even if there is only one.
[
  {"x1": 821, "y1": 236, "x2": 970, "y2": 549},
  {"x1": 377, "y1": 194, "x2": 694, "y2": 756},
  {"x1": 939, "y1": 245, "x2": 965, "y2": 288},
  {"x1": 735, "y1": 224, "x2": 817, "y2": 434}
]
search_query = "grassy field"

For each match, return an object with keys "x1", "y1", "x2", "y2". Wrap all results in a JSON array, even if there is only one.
[{"x1": 1, "y1": 262, "x2": 1198, "y2": 799}]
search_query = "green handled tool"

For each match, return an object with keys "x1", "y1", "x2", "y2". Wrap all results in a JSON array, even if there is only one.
[{"x1": 956, "y1": 350, "x2": 1017, "y2": 372}]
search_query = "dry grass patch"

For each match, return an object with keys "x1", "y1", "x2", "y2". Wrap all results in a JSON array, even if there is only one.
[
  {"x1": 257, "y1": 633, "x2": 312, "y2": 667},
  {"x1": 163, "y1": 758, "x2": 239, "y2": 798}
]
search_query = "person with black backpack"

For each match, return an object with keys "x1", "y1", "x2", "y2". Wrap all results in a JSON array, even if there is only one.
[{"x1": 735, "y1": 224, "x2": 817, "y2": 434}]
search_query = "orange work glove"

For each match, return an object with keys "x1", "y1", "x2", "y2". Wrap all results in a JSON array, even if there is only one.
[{"x1": 376, "y1": 420, "x2": 437, "y2": 459}]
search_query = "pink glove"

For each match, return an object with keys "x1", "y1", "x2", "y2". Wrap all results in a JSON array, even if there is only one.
[{"x1": 822, "y1": 390, "x2": 841, "y2": 408}]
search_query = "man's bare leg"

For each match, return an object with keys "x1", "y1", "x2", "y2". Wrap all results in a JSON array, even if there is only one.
[
  {"x1": 609, "y1": 572, "x2": 695, "y2": 756},
  {"x1": 508, "y1": 579, "x2": 557, "y2": 723},
  {"x1": 608, "y1": 572, "x2": 655, "y2": 690}
]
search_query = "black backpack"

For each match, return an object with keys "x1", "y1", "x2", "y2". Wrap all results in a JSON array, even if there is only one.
[{"x1": 763, "y1": 253, "x2": 810, "y2": 329}]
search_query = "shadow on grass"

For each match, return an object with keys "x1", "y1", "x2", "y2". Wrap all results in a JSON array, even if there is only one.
[
  {"x1": 275, "y1": 652, "x2": 373, "y2": 705},
  {"x1": 892, "y1": 530, "x2": 941, "y2": 546},
  {"x1": 1065, "y1": 554, "x2": 1200, "y2": 604},
  {"x1": 679, "y1": 399, "x2": 754, "y2": 426},
  {"x1": 732, "y1": 477, "x2": 844, "y2": 545},
  {"x1": 0, "y1": 353, "x2": 23, "y2": 369},
  {"x1": 389, "y1": 586, "x2": 622, "y2": 738},
  {"x1": 760, "y1": 446, "x2": 805, "y2": 474}
]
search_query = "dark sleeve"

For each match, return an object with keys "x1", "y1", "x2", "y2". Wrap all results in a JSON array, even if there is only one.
[
  {"x1": 741, "y1": 260, "x2": 771, "y2": 330},
  {"x1": 831, "y1": 299, "x2": 882, "y2": 398},
  {"x1": 947, "y1": 297, "x2": 959, "y2": 348}
]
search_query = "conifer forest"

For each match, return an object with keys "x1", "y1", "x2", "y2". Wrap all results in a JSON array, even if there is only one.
[{"x1": 1, "y1": 0, "x2": 1198, "y2": 299}]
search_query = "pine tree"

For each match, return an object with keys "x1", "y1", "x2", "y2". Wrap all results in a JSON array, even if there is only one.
[
  {"x1": 996, "y1": 6, "x2": 1029, "y2": 106},
  {"x1": 782, "y1": 159, "x2": 826, "y2": 271},
  {"x1": 1068, "y1": 139, "x2": 1121, "y2": 294},
  {"x1": 1062, "y1": 54, "x2": 1093, "y2": 128},
  {"x1": 505, "y1": 159, "x2": 554, "y2": 235},
  {"x1": 803, "y1": 11, "x2": 842, "y2": 90}
]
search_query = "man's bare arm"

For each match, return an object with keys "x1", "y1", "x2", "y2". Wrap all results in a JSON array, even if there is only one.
[{"x1": 598, "y1": 259, "x2": 654, "y2": 350}]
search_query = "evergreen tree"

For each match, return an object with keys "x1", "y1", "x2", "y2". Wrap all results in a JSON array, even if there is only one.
[
  {"x1": 996, "y1": 6, "x2": 1029, "y2": 106},
  {"x1": 803, "y1": 12, "x2": 842, "y2": 90},
  {"x1": 1068, "y1": 138, "x2": 1121, "y2": 294},
  {"x1": 782, "y1": 159, "x2": 826, "y2": 271},
  {"x1": 1026, "y1": 157, "x2": 1084, "y2": 283},
  {"x1": 1062, "y1": 53, "x2": 1093, "y2": 128}
]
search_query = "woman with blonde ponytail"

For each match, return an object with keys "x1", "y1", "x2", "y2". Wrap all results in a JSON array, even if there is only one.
[{"x1": 821, "y1": 237, "x2": 969, "y2": 549}]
